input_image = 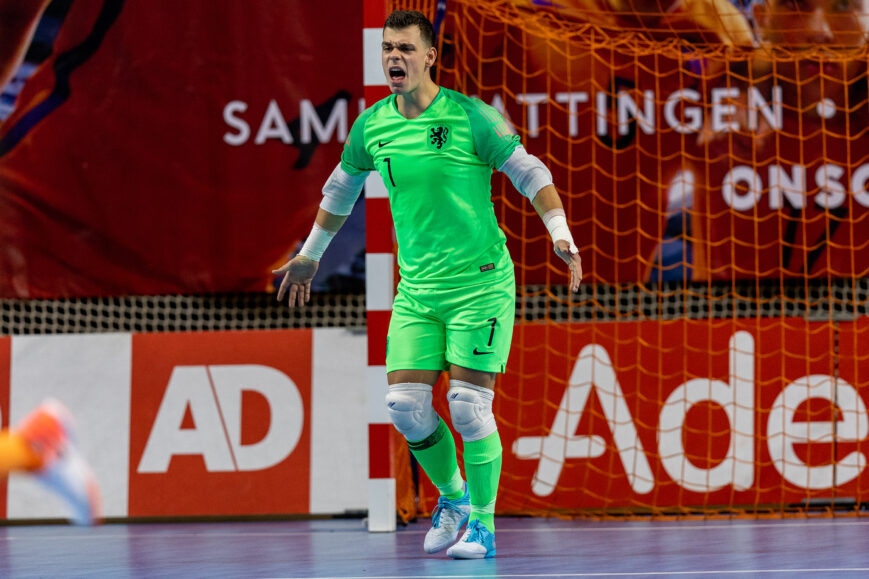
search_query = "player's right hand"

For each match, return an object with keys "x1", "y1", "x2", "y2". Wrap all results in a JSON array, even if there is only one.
[
  {"x1": 554, "y1": 239, "x2": 582, "y2": 293},
  {"x1": 273, "y1": 256, "x2": 319, "y2": 307}
]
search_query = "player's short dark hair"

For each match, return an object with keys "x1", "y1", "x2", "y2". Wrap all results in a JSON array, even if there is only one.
[{"x1": 384, "y1": 10, "x2": 435, "y2": 47}]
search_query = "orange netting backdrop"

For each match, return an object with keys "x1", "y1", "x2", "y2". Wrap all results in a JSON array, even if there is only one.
[{"x1": 391, "y1": 0, "x2": 869, "y2": 519}]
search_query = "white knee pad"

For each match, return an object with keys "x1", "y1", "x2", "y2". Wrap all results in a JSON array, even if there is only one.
[
  {"x1": 385, "y1": 382, "x2": 440, "y2": 442},
  {"x1": 447, "y1": 380, "x2": 497, "y2": 442}
]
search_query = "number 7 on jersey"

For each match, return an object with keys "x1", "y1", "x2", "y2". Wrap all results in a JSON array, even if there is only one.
[{"x1": 384, "y1": 157, "x2": 396, "y2": 187}]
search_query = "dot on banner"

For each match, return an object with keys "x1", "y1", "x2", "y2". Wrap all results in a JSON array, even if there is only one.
[{"x1": 817, "y1": 98, "x2": 836, "y2": 119}]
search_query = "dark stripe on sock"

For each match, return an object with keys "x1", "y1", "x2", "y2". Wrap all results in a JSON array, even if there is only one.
[{"x1": 408, "y1": 420, "x2": 446, "y2": 451}]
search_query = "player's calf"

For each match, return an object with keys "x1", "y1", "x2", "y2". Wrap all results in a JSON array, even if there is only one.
[
  {"x1": 386, "y1": 383, "x2": 470, "y2": 553},
  {"x1": 448, "y1": 380, "x2": 502, "y2": 553}
]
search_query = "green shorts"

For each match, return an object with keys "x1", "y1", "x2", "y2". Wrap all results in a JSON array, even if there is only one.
[{"x1": 386, "y1": 275, "x2": 516, "y2": 374}]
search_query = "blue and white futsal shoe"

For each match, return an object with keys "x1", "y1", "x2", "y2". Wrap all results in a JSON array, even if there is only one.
[
  {"x1": 424, "y1": 484, "x2": 471, "y2": 554},
  {"x1": 446, "y1": 519, "x2": 496, "y2": 559}
]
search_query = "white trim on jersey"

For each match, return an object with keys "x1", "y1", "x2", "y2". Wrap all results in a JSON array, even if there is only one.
[
  {"x1": 497, "y1": 145, "x2": 553, "y2": 202},
  {"x1": 321, "y1": 164, "x2": 368, "y2": 216}
]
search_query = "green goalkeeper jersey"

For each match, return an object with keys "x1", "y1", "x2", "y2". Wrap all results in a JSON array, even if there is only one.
[{"x1": 340, "y1": 87, "x2": 521, "y2": 289}]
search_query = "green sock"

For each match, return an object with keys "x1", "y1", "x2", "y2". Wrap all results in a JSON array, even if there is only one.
[
  {"x1": 462, "y1": 430, "x2": 502, "y2": 531},
  {"x1": 408, "y1": 418, "x2": 464, "y2": 499}
]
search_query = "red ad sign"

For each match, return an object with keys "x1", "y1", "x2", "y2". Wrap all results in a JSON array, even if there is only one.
[
  {"x1": 129, "y1": 330, "x2": 312, "y2": 516},
  {"x1": 695, "y1": 124, "x2": 869, "y2": 281},
  {"x1": 441, "y1": 3, "x2": 869, "y2": 284},
  {"x1": 0, "y1": 1, "x2": 361, "y2": 298},
  {"x1": 424, "y1": 319, "x2": 868, "y2": 513}
]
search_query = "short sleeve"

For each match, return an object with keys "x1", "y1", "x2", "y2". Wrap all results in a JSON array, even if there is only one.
[
  {"x1": 340, "y1": 109, "x2": 375, "y2": 175},
  {"x1": 460, "y1": 97, "x2": 521, "y2": 169}
]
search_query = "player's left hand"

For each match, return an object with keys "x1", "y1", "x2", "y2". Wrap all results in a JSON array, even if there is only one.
[
  {"x1": 554, "y1": 240, "x2": 582, "y2": 292},
  {"x1": 273, "y1": 255, "x2": 319, "y2": 307}
]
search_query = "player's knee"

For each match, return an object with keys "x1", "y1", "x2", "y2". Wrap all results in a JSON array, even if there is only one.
[
  {"x1": 385, "y1": 383, "x2": 439, "y2": 442},
  {"x1": 447, "y1": 380, "x2": 497, "y2": 441}
]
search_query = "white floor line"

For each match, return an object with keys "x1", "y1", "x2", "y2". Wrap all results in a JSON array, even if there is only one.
[
  {"x1": 197, "y1": 518, "x2": 869, "y2": 536},
  {"x1": 489, "y1": 519, "x2": 869, "y2": 533},
  {"x1": 5, "y1": 517, "x2": 869, "y2": 541},
  {"x1": 299, "y1": 570, "x2": 869, "y2": 579}
]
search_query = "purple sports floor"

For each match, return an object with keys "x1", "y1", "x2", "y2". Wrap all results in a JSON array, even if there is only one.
[{"x1": 2, "y1": 516, "x2": 869, "y2": 578}]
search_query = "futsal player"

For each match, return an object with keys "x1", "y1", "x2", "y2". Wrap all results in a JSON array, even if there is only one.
[
  {"x1": 0, "y1": 399, "x2": 102, "y2": 525},
  {"x1": 273, "y1": 10, "x2": 582, "y2": 559}
]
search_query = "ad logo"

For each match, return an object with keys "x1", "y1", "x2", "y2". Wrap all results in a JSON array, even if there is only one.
[
  {"x1": 129, "y1": 330, "x2": 312, "y2": 516},
  {"x1": 138, "y1": 364, "x2": 303, "y2": 473},
  {"x1": 513, "y1": 332, "x2": 753, "y2": 496},
  {"x1": 509, "y1": 322, "x2": 868, "y2": 505}
]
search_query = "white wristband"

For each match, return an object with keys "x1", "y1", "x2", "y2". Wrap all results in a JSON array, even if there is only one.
[
  {"x1": 299, "y1": 224, "x2": 336, "y2": 262},
  {"x1": 542, "y1": 209, "x2": 578, "y2": 254}
]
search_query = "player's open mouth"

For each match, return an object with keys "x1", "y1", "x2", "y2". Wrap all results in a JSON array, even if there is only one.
[{"x1": 389, "y1": 67, "x2": 406, "y2": 81}]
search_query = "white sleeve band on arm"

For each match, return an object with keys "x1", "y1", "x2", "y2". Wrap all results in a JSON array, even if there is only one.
[
  {"x1": 320, "y1": 164, "x2": 367, "y2": 216},
  {"x1": 542, "y1": 208, "x2": 578, "y2": 254},
  {"x1": 299, "y1": 224, "x2": 336, "y2": 262},
  {"x1": 497, "y1": 146, "x2": 553, "y2": 202}
]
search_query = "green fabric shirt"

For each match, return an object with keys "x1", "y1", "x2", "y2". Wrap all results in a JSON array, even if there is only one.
[{"x1": 341, "y1": 87, "x2": 521, "y2": 289}]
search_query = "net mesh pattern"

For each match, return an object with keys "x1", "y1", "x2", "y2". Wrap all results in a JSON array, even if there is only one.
[
  {"x1": 3, "y1": 276, "x2": 866, "y2": 335},
  {"x1": 391, "y1": 0, "x2": 869, "y2": 518},
  {"x1": 520, "y1": 278, "x2": 869, "y2": 322},
  {"x1": 0, "y1": 293, "x2": 366, "y2": 335}
]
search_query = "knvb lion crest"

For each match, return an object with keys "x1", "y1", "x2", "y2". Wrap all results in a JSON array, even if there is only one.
[{"x1": 427, "y1": 125, "x2": 450, "y2": 150}]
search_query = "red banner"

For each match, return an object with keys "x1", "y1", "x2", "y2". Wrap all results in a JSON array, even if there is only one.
[
  {"x1": 0, "y1": 0, "x2": 361, "y2": 298},
  {"x1": 0, "y1": 328, "x2": 366, "y2": 521},
  {"x1": 128, "y1": 330, "x2": 313, "y2": 517},
  {"x1": 420, "y1": 319, "x2": 869, "y2": 513},
  {"x1": 695, "y1": 112, "x2": 869, "y2": 280},
  {"x1": 444, "y1": 2, "x2": 869, "y2": 284}
]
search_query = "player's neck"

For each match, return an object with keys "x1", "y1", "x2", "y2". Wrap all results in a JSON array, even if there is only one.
[{"x1": 396, "y1": 78, "x2": 440, "y2": 119}]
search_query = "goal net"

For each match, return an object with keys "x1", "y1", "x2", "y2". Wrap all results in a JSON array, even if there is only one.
[{"x1": 392, "y1": 0, "x2": 869, "y2": 518}]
